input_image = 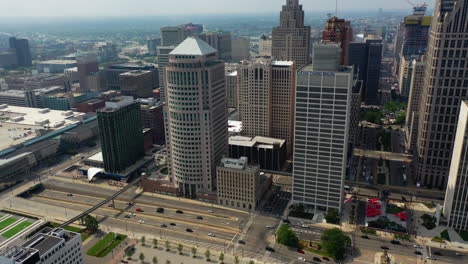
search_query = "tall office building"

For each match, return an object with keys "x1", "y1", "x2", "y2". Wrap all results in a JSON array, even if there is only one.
[
  {"x1": 156, "y1": 45, "x2": 176, "y2": 101},
  {"x1": 405, "y1": 58, "x2": 425, "y2": 153},
  {"x1": 119, "y1": 70, "x2": 154, "y2": 98},
  {"x1": 182, "y1": 23, "x2": 204, "y2": 35},
  {"x1": 9, "y1": 37, "x2": 32, "y2": 67},
  {"x1": 444, "y1": 100, "x2": 468, "y2": 230},
  {"x1": 237, "y1": 57, "x2": 296, "y2": 155},
  {"x1": 397, "y1": 7, "x2": 431, "y2": 58},
  {"x1": 259, "y1": 35, "x2": 272, "y2": 57},
  {"x1": 97, "y1": 96, "x2": 145, "y2": 173},
  {"x1": 322, "y1": 17, "x2": 353, "y2": 65},
  {"x1": 232, "y1": 38, "x2": 250, "y2": 62},
  {"x1": 147, "y1": 37, "x2": 161, "y2": 55},
  {"x1": 348, "y1": 36, "x2": 383, "y2": 105},
  {"x1": 292, "y1": 44, "x2": 356, "y2": 213},
  {"x1": 415, "y1": 0, "x2": 468, "y2": 189},
  {"x1": 271, "y1": 0, "x2": 311, "y2": 68},
  {"x1": 77, "y1": 53, "x2": 99, "y2": 91},
  {"x1": 226, "y1": 69, "x2": 238, "y2": 109},
  {"x1": 161, "y1": 26, "x2": 189, "y2": 46},
  {"x1": 165, "y1": 37, "x2": 228, "y2": 197},
  {"x1": 139, "y1": 98, "x2": 166, "y2": 145},
  {"x1": 198, "y1": 32, "x2": 232, "y2": 62},
  {"x1": 104, "y1": 63, "x2": 159, "y2": 91}
]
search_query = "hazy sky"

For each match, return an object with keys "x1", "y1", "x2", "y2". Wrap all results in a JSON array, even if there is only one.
[{"x1": 1, "y1": 0, "x2": 435, "y2": 17}]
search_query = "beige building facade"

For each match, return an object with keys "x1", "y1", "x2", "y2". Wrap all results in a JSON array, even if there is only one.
[{"x1": 217, "y1": 157, "x2": 260, "y2": 211}]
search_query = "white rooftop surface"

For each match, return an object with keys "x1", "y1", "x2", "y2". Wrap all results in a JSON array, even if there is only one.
[
  {"x1": 87, "y1": 152, "x2": 103, "y2": 162},
  {"x1": 272, "y1": 61, "x2": 294, "y2": 66},
  {"x1": 228, "y1": 120, "x2": 242, "y2": 133},
  {"x1": 220, "y1": 157, "x2": 248, "y2": 170},
  {"x1": 0, "y1": 105, "x2": 85, "y2": 127},
  {"x1": 229, "y1": 135, "x2": 285, "y2": 149},
  {"x1": 170, "y1": 37, "x2": 217, "y2": 56},
  {"x1": 227, "y1": 71, "x2": 238, "y2": 76}
]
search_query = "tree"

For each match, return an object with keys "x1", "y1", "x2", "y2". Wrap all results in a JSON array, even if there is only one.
[
  {"x1": 395, "y1": 112, "x2": 406, "y2": 124},
  {"x1": 249, "y1": 261, "x2": 255, "y2": 264},
  {"x1": 165, "y1": 241, "x2": 170, "y2": 252},
  {"x1": 325, "y1": 208, "x2": 340, "y2": 224},
  {"x1": 152, "y1": 256, "x2": 158, "y2": 264},
  {"x1": 276, "y1": 224, "x2": 298, "y2": 247},
  {"x1": 83, "y1": 215, "x2": 98, "y2": 234},
  {"x1": 321, "y1": 228, "x2": 351, "y2": 260},
  {"x1": 191, "y1": 247, "x2": 197, "y2": 258},
  {"x1": 153, "y1": 238, "x2": 158, "y2": 248},
  {"x1": 141, "y1": 236, "x2": 146, "y2": 246},
  {"x1": 364, "y1": 110, "x2": 383, "y2": 124},
  {"x1": 178, "y1": 244, "x2": 184, "y2": 255},
  {"x1": 234, "y1": 256, "x2": 240, "y2": 264},
  {"x1": 139, "y1": 253, "x2": 145, "y2": 263},
  {"x1": 126, "y1": 249, "x2": 133, "y2": 260},
  {"x1": 205, "y1": 249, "x2": 211, "y2": 261},
  {"x1": 219, "y1": 252, "x2": 225, "y2": 264}
]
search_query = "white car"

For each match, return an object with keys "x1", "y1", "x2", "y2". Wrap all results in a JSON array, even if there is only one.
[
  {"x1": 301, "y1": 224, "x2": 309, "y2": 228},
  {"x1": 266, "y1": 225, "x2": 273, "y2": 228},
  {"x1": 298, "y1": 257, "x2": 306, "y2": 262},
  {"x1": 426, "y1": 256, "x2": 437, "y2": 260},
  {"x1": 138, "y1": 220, "x2": 145, "y2": 224},
  {"x1": 208, "y1": 233, "x2": 215, "y2": 237},
  {"x1": 208, "y1": 210, "x2": 214, "y2": 213},
  {"x1": 413, "y1": 245, "x2": 422, "y2": 249}
]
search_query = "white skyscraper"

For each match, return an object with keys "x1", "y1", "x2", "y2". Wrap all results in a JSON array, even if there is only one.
[{"x1": 292, "y1": 44, "x2": 356, "y2": 213}]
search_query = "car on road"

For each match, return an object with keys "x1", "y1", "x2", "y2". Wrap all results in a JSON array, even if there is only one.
[
  {"x1": 313, "y1": 257, "x2": 322, "y2": 262},
  {"x1": 433, "y1": 251, "x2": 442, "y2": 256},
  {"x1": 266, "y1": 225, "x2": 273, "y2": 228},
  {"x1": 456, "y1": 253, "x2": 465, "y2": 256},
  {"x1": 265, "y1": 247, "x2": 275, "y2": 252},
  {"x1": 176, "y1": 210, "x2": 184, "y2": 214},
  {"x1": 126, "y1": 202, "x2": 133, "y2": 206},
  {"x1": 186, "y1": 228, "x2": 193, "y2": 232},
  {"x1": 156, "y1": 208, "x2": 164, "y2": 213},
  {"x1": 413, "y1": 245, "x2": 422, "y2": 249},
  {"x1": 414, "y1": 251, "x2": 422, "y2": 255},
  {"x1": 208, "y1": 210, "x2": 214, "y2": 213},
  {"x1": 322, "y1": 257, "x2": 330, "y2": 261},
  {"x1": 381, "y1": 246, "x2": 390, "y2": 250},
  {"x1": 138, "y1": 220, "x2": 145, "y2": 224},
  {"x1": 124, "y1": 215, "x2": 131, "y2": 218},
  {"x1": 108, "y1": 204, "x2": 113, "y2": 207},
  {"x1": 208, "y1": 233, "x2": 215, "y2": 237},
  {"x1": 160, "y1": 224, "x2": 167, "y2": 228},
  {"x1": 298, "y1": 257, "x2": 306, "y2": 262},
  {"x1": 170, "y1": 223, "x2": 176, "y2": 226},
  {"x1": 67, "y1": 193, "x2": 73, "y2": 196},
  {"x1": 390, "y1": 240, "x2": 400, "y2": 245},
  {"x1": 196, "y1": 216, "x2": 203, "y2": 220},
  {"x1": 297, "y1": 249, "x2": 305, "y2": 254},
  {"x1": 361, "y1": 235, "x2": 370, "y2": 239},
  {"x1": 426, "y1": 256, "x2": 437, "y2": 260},
  {"x1": 136, "y1": 208, "x2": 143, "y2": 212},
  {"x1": 238, "y1": 240, "x2": 246, "y2": 244},
  {"x1": 301, "y1": 224, "x2": 309, "y2": 228}
]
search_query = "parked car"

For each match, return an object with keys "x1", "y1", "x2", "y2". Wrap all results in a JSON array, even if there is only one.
[
  {"x1": 313, "y1": 257, "x2": 322, "y2": 262},
  {"x1": 186, "y1": 228, "x2": 193, "y2": 233},
  {"x1": 361, "y1": 235, "x2": 370, "y2": 239},
  {"x1": 160, "y1": 224, "x2": 167, "y2": 228},
  {"x1": 322, "y1": 256, "x2": 330, "y2": 261},
  {"x1": 196, "y1": 216, "x2": 203, "y2": 220},
  {"x1": 297, "y1": 249, "x2": 305, "y2": 254},
  {"x1": 381, "y1": 246, "x2": 390, "y2": 250},
  {"x1": 124, "y1": 215, "x2": 131, "y2": 218},
  {"x1": 138, "y1": 220, "x2": 145, "y2": 224},
  {"x1": 170, "y1": 223, "x2": 176, "y2": 226},
  {"x1": 298, "y1": 257, "x2": 306, "y2": 262},
  {"x1": 238, "y1": 240, "x2": 246, "y2": 244},
  {"x1": 414, "y1": 251, "x2": 422, "y2": 255},
  {"x1": 136, "y1": 208, "x2": 143, "y2": 212},
  {"x1": 67, "y1": 193, "x2": 73, "y2": 196},
  {"x1": 208, "y1": 233, "x2": 215, "y2": 237},
  {"x1": 208, "y1": 210, "x2": 214, "y2": 213},
  {"x1": 156, "y1": 208, "x2": 164, "y2": 213},
  {"x1": 176, "y1": 210, "x2": 184, "y2": 214},
  {"x1": 266, "y1": 225, "x2": 273, "y2": 228},
  {"x1": 390, "y1": 240, "x2": 400, "y2": 245}
]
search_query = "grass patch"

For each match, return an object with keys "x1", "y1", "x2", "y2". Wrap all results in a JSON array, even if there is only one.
[
  {"x1": 300, "y1": 240, "x2": 335, "y2": 258},
  {"x1": 423, "y1": 202, "x2": 436, "y2": 209},
  {"x1": 386, "y1": 205, "x2": 405, "y2": 214},
  {"x1": 87, "y1": 232, "x2": 127, "y2": 258},
  {"x1": 0, "y1": 218, "x2": 17, "y2": 231},
  {"x1": 2, "y1": 221, "x2": 32, "y2": 238},
  {"x1": 431, "y1": 236, "x2": 446, "y2": 243},
  {"x1": 440, "y1": 230, "x2": 451, "y2": 242},
  {"x1": 457, "y1": 230, "x2": 468, "y2": 242},
  {"x1": 420, "y1": 214, "x2": 436, "y2": 230},
  {"x1": 49, "y1": 222, "x2": 90, "y2": 241},
  {"x1": 360, "y1": 228, "x2": 376, "y2": 235}
]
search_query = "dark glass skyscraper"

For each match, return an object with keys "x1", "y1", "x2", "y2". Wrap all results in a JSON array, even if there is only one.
[
  {"x1": 97, "y1": 96, "x2": 145, "y2": 173},
  {"x1": 9, "y1": 37, "x2": 32, "y2": 67}
]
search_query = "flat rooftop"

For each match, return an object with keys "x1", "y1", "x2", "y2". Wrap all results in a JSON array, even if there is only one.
[
  {"x1": 37, "y1": 60, "x2": 77, "y2": 65},
  {"x1": 229, "y1": 135, "x2": 285, "y2": 149},
  {"x1": 120, "y1": 70, "x2": 151, "y2": 77}
]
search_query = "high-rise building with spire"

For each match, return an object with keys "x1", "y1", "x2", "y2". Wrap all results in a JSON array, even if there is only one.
[
  {"x1": 415, "y1": 0, "x2": 468, "y2": 189},
  {"x1": 271, "y1": 0, "x2": 311, "y2": 68},
  {"x1": 165, "y1": 37, "x2": 228, "y2": 198}
]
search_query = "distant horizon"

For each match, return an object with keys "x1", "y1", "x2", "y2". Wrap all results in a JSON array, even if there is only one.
[{"x1": 0, "y1": 0, "x2": 435, "y2": 18}]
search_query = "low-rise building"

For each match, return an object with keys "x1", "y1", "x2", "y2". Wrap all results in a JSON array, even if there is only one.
[
  {"x1": 217, "y1": 157, "x2": 260, "y2": 210},
  {"x1": 0, "y1": 227, "x2": 84, "y2": 264},
  {"x1": 37, "y1": 60, "x2": 77, "y2": 73},
  {"x1": 228, "y1": 136, "x2": 286, "y2": 171}
]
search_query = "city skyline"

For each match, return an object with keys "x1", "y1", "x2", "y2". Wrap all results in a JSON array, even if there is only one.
[{"x1": 0, "y1": 0, "x2": 435, "y2": 17}]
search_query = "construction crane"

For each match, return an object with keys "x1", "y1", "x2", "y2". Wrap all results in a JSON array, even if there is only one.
[{"x1": 404, "y1": 0, "x2": 429, "y2": 15}]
